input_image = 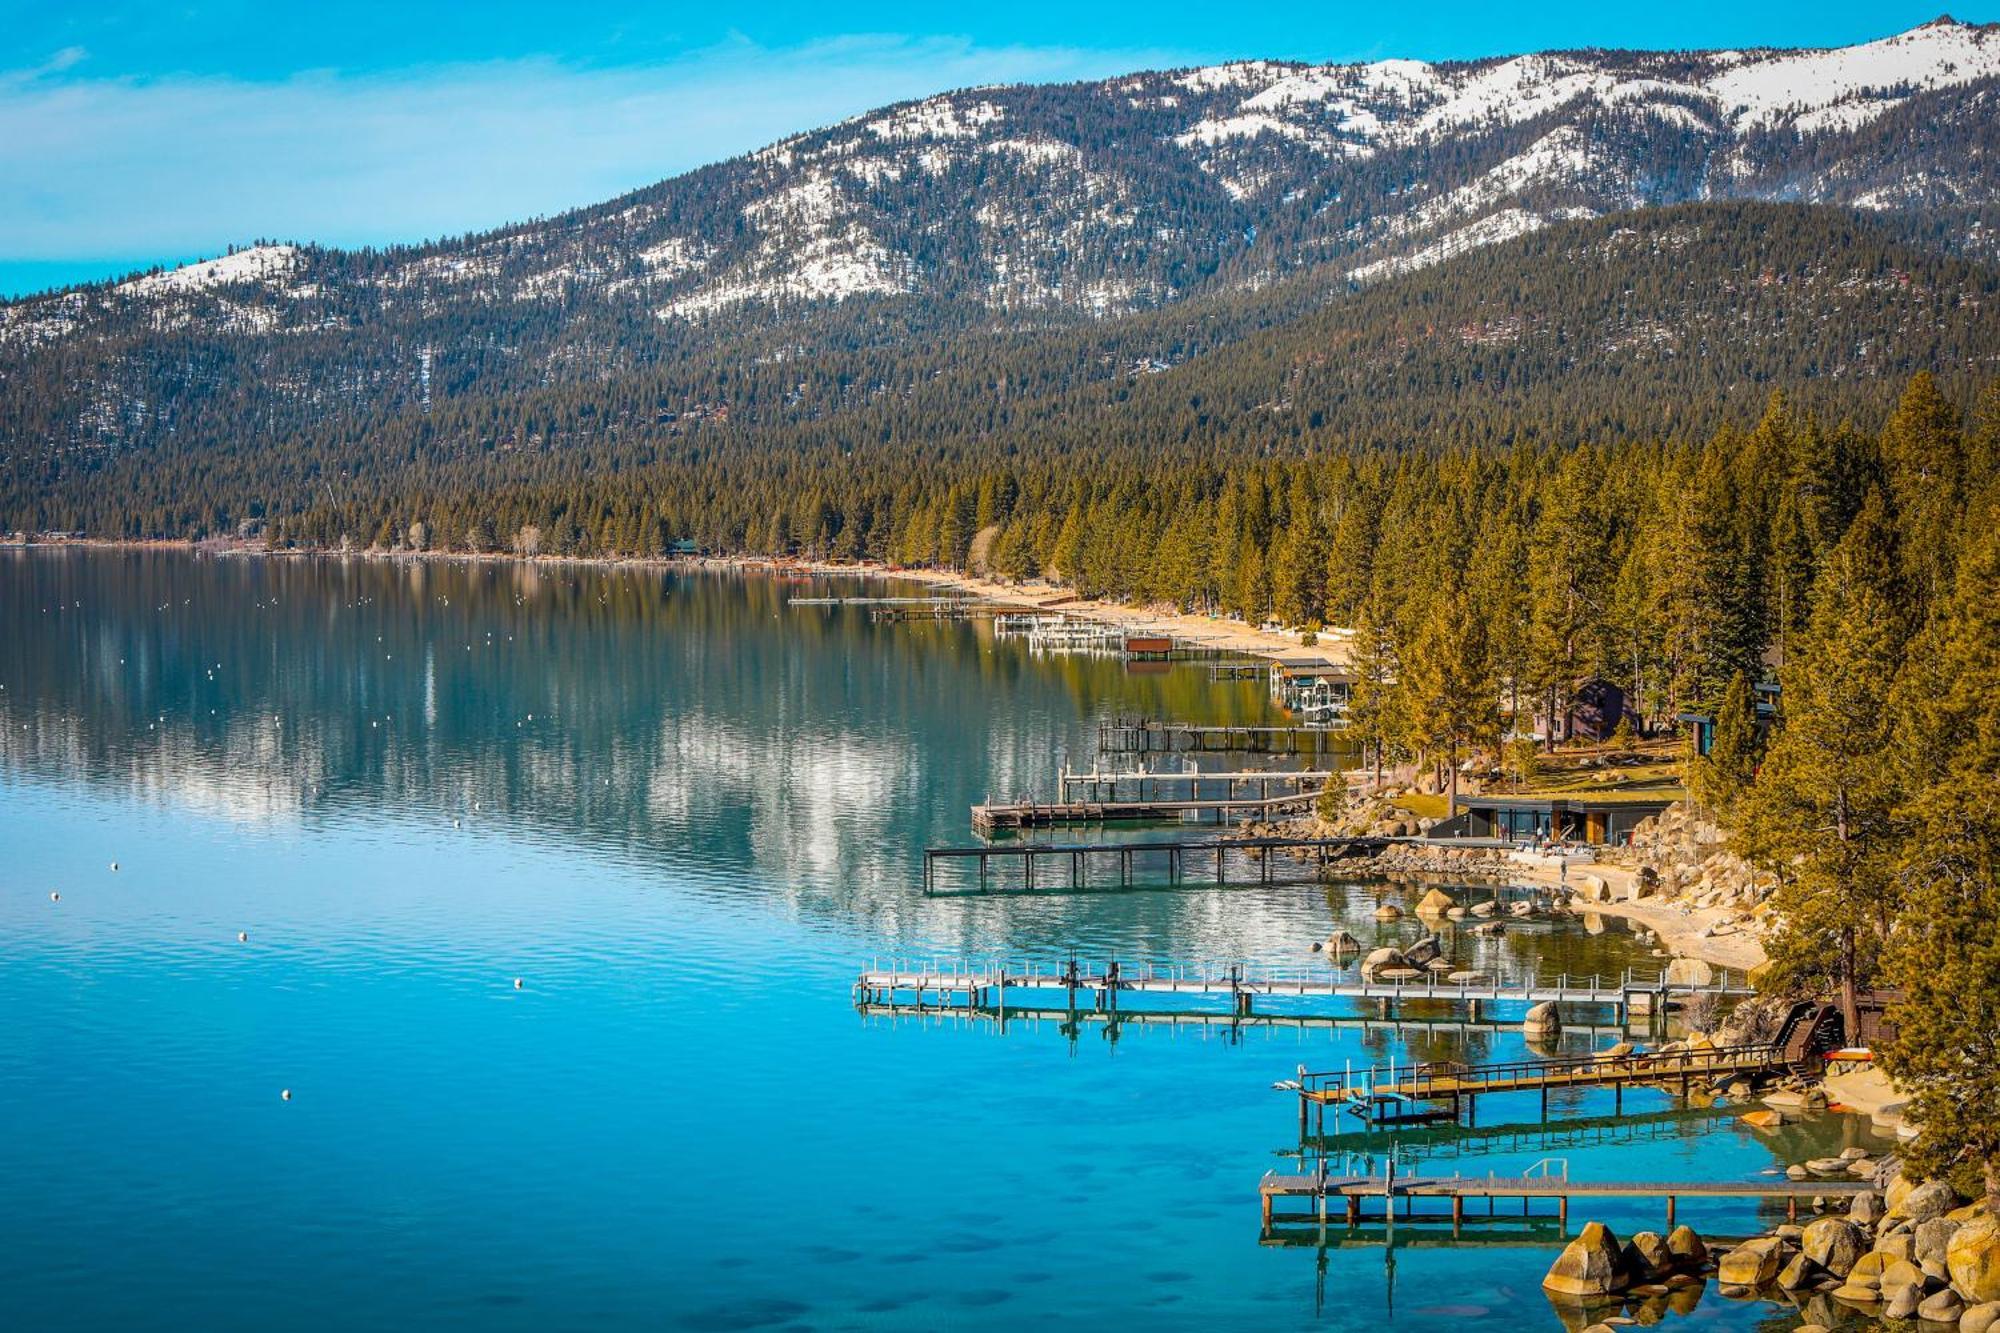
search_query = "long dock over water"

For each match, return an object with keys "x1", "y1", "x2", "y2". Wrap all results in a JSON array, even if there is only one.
[
  {"x1": 1099, "y1": 720, "x2": 1350, "y2": 755},
  {"x1": 853, "y1": 1000, "x2": 1634, "y2": 1040},
  {"x1": 1057, "y1": 767, "x2": 1337, "y2": 803},
  {"x1": 1259, "y1": 1169, "x2": 1866, "y2": 1235},
  {"x1": 971, "y1": 789, "x2": 1323, "y2": 832},
  {"x1": 922, "y1": 834, "x2": 1431, "y2": 894},
  {"x1": 855, "y1": 960, "x2": 1752, "y2": 1025},
  {"x1": 1289, "y1": 1043, "x2": 1779, "y2": 1136}
]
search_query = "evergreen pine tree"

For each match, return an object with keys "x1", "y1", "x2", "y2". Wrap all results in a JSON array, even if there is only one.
[
  {"x1": 1881, "y1": 513, "x2": 2000, "y2": 1211},
  {"x1": 1741, "y1": 490, "x2": 1911, "y2": 1031}
]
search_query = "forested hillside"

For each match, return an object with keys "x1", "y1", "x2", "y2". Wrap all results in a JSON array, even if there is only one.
[{"x1": 5, "y1": 202, "x2": 1995, "y2": 549}]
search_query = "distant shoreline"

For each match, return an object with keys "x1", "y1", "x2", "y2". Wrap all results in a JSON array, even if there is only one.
[{"x1": 16, "y1": 536, "x2": 1341, "y2": 672}]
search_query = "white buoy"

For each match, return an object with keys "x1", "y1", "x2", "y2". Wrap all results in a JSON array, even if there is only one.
[
  {"x1": 109, "y1": 861, "x2": 119, "y2": 871},
  {"x1": 238, "y1": 931, "x2": 248, "y2": 942},
  {"x1": 280, "y1": 1088, "x2": 292, "y2": 1101},
  {"x1": 513, "y1": 978, "x2": 523, "y2": 990},
  {"x1": 50, "y1": 891, "x2": 60, "y2": 902}
]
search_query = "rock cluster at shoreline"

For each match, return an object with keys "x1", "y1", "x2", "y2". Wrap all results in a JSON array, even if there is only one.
[
  {"x1": 1600, "y1": 803, "x2": 1780, "y2": 928},
  {"x1": 1550, "y1": 1165, "x2": 2000, "y2": 1330}
]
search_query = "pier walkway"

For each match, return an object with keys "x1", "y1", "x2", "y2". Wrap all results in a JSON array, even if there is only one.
[
  {"x1": 856, "y1": 960, "x2": 1751, "y2": 1026},
  {"x1": 970, "y1": 789, "x2": 1322, "y2": 832},
  {"x1": 1289, "y1": 1042, "x2": 1780, "y2": 1136},
  {"x1": 853, "y1": 999, "x2": 1633, "y2": 1040},
  {"x1": 788, "y1": 595, "x2": 977, "y2": 606},
  {"x1": 1100, "y1": 720, "x2": 1349, "y2": 755},
  {"x1": 1057, "y1": 767, "x2": 1336, "y2": 803},
  {"x1": 922, "y1": 833, "x2": 1448, "y2": 894},
  {"x1": 1259, "y1": 1165, "x2": 1866, "y2": 1234}
]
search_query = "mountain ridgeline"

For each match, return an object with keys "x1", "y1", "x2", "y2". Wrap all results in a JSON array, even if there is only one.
[{"x1": 1, "y1": 19, "x2": 1999, "y2": 544}]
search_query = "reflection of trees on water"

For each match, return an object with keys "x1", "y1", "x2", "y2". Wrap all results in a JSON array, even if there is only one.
[{"x1": 0, "y1": 550, "x2": 1286, "y2": 938}]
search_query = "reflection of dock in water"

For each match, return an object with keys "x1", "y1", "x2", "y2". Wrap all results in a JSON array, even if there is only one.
[{"x1": 854, "y1": 998, "x2": 1634, "y2": 1041}]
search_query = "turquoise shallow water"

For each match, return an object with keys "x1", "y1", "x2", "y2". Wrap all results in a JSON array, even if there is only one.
[{"x1": 0, "y1": 550, "x2": 1887, "y2": 1330}]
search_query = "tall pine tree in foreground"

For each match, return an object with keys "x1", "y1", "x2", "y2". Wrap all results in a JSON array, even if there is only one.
[
  {"x1": 1401, "y1": 586, "x2": 1499, "y2": 815},
  {"x1": 1345, "y1": 597, "x2": 1403, "y2": 792},
  {"x1": 1882, "y1": 513, "x2": 2000, "y2": 1212},
  {"x1": 1744, "y1": 491, "x2": 1912, "y2": 1031}
]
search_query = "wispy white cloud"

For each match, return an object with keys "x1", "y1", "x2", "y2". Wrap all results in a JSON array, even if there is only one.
[{"x1": 0, "y1": 34, "x2": 1194, "y2": 265}]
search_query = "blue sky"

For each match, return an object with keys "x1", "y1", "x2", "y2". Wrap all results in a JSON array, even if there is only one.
[{"x1": 1, "y1": 1, "x2": 1991, "y2": 296}]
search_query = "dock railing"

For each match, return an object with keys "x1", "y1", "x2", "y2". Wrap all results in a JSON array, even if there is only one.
[
  {"x1": 854, "y1": 958, "x2": 1753, "y2": 1008},
  {"x1": 1298, "y1": 1041, "x2": 1786, "y2": 1105}
]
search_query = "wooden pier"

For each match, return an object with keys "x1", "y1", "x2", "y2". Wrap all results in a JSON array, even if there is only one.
[
  {"x1": 1289, "y1": 1043, "x2": 1783, "y2": 1138},
  {"x1": 868, "y1": 603, "x2": 998, "y2": 621},
  {"x1": 788, "y1": 595, "x2": 978, "y2": 606},
  {"x1": 970, "y1": 789, "x2": 1324, "y2": 832},
  {"x1": 1259, "y1": 1166, "x2": 1867, "y2": 1236},
  {"x1": 855, "y1": 960, "x2": 1752, "y2": 1027},
  {"x1": 854, "y1": 999, "x2": 1634, "y2": 1040},
  {"x1": 922, "y1": 834, "x2": 1407, "y2": 894},
  {"x1": 1057, "y1": 767, "x2": 1337, "y2": 804},
  {"x1": 1100, "y1": 719, "x2": 1350, "y2": 755}
]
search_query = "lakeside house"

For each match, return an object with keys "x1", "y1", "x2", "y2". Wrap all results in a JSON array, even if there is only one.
[
  {"x1": 1680, "y1": 681, "x2": 1781, "y2": 757},
  {"x1": 1437, "y1": 793, "x2": 1675, "y2": 847},
  {"x1": 1530, "y1": 678, "x2": 1628, "y2": 744}
]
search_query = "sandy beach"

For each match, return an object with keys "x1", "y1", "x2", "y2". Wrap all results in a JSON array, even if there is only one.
[{"x1": 893, "y1": 566, "x2": 1350, "y2": 668}]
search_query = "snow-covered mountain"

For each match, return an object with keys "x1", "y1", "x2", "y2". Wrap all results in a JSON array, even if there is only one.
[{"x1": 3, "y1": 19, "x2": 1997, "y2": 379}]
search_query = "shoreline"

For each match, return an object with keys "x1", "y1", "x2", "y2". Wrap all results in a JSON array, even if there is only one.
[
  {"x1": 21, "y1": 537, "x2": 1347, "y2": 673},
  {"x1": 1512, "y1": 859, "x2": 1771, "y2": 973}
]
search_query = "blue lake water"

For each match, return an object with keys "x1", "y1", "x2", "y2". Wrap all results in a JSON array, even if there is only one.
[{"x1": 0, "y1": 550, "x2": 1887, "y2": 1329}]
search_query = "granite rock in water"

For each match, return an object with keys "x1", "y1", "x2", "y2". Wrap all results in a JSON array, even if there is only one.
[
  {"x1": 1716, "y1": 1236, "x2": 1784, "y2": 1288},
  {"x1": 1801, "y1": 1216, "x2": 1865, "y2": 1278},
  {"x1": 1543, "y1": 1221, "x2": 1631, "y2": 1296}
]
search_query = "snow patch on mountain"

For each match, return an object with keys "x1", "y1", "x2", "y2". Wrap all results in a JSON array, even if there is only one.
[
  {"x1": 119, "y1": 245, "x2": 300, "y2": 296},
  {"x1": 1348, "y1": 208, "x2": 1559, "y2": 282},
  {"x1": 866, "y1": 97, "x2": 1005, "y2": 141},
  {"x1": 1706, "y1": 19, "x2": 2000, "y2": 126}
]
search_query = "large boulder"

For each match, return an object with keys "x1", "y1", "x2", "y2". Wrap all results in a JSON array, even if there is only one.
[
  {"x1": 1717, "y1": 1236, "x2": 1784, "y2": 1288},
  {"x1": 1621, "y1": 1231, "x2": 1674, "y2": 1279},
  {"x1": 1663, "y1": 957, "x2": 1715, "y2": 987},
  {"x1": 1962, "y1": 1300, "x2": 2000, "y2": 1333},
  {"x1": 1325, "y1": 929, "x2": 1360, "y2": 953},
  {"x1": 1776, "y1": 1250, "x2": 1818, "y2": 1291},
  {"x1": 1415, "y1": 888, "x2": 1456, "y2": 917},
  {"x1": 1950, "y1": 1217, "x2": 2000, "y2": 1305},
  {"x1": 1523, "y1": 1000, "x2": 1563, "y2": 1040},
  {"x1": 1360, "y1": 947, "x2": 1407, "y2": 980},
  {"x1": 1915, "y1": 1216, "x2": 1962, "y2": 1269},
  {"x1": 1666, "y1": 1225, "x2": 1708, "y2": 1269},
  {"x1": 1403, "y1": 934, "x2": 1445, "y2": 967},
  {"x1": 1849, "y1": 1191, "x2": 1886, "y2": 1227},
  {"x1": 1883, "y1": 1282, "x2": 1922, "y2": 1319},
  {"x1": 1543, "y1": 1221, "x2": 1631, "y2": 1297},
  {"x1": 1895, "y1": 1178, "x2": 1961, "y2": 1225},
  {"x1": 1802, "y1": 1216, "x2": 1867, "y2": 1278},
  {"x1": 1922, "y1": 1289, "x2": 1968, "y2": 1323}
]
